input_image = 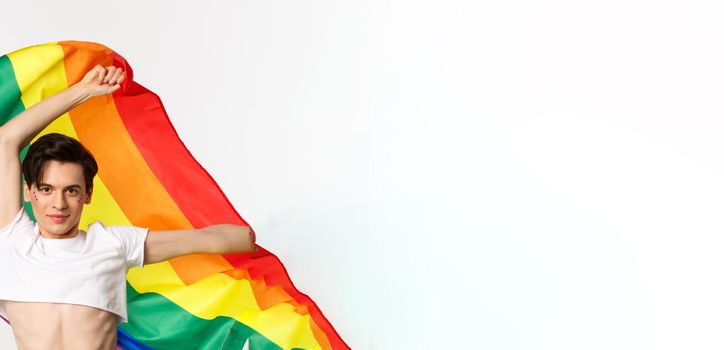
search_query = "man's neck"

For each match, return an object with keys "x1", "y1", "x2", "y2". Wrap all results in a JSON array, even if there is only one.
[{"x1": 39, "y1": 226, "x2": 80, "y2": 239}]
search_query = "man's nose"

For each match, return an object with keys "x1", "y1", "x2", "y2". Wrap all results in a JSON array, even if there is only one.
[{"x1": 52, "y1": 192, "x2": 68, "y2": 209}]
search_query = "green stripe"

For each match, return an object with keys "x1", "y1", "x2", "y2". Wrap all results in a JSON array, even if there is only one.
[
  {"x1": 20, "y1": 144, "x2": 35, "y2": 222},
  {"x1": 121, "y1": 283, "x2": 283, "y2": 350},
  {"x1": 0, "y1": 55, "x2": 35, "y2": 221},
  {"x1": 0, "y1": 55, "x2": 25, "y2": 126}
]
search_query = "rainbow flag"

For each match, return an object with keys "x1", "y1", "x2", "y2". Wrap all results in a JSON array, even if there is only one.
[{"x1": 0, "y1": 41, "x2": 348, "y2": 350}]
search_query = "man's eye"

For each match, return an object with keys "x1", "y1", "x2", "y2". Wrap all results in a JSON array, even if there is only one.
[
  {"x1": 67, "y1": 189, "x2": 77, "y2": 194},
  {"x1": 39, "y1": 187, "x2": 51, "y2": 193}
]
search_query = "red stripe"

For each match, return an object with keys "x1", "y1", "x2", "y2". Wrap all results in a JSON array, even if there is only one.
[
  {"x1": 106, "y1": 50, "x2": 348, "y2": 348},
  {"x1": 107, "y1": 51, "x2": 246, "y2": 228}
]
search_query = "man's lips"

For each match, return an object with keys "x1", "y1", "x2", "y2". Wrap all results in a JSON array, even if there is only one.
[{"x1": 47, "y1": 214, "x2": 69, "y2": 223}]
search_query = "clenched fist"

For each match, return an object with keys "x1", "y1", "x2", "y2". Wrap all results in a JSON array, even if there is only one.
[{"x1": 76, "y1": 65, "x2": 126, "y2": 97}]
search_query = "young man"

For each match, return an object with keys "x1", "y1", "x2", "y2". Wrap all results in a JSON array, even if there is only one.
[{"x1": 0, "y1": 65, "x2": 256, "y2": 349}]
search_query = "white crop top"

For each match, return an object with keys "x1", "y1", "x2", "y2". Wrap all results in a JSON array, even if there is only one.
[{"x1": 0, "y1": 208, "x2": 148, "y2": 323}]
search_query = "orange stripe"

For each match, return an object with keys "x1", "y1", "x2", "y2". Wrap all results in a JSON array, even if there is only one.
[
  {"x1": 310, "y1": 318, "x2": 334, "y2": 350},
  {"x1": 169, "y1": 254, "x2": 234, "y2": 284},
  {"x1": 60, "y1": 45, "x2": 192, "y2": 230},
  {"x1": 224, "y1": 269, "x2": 298, "y2": 310}
]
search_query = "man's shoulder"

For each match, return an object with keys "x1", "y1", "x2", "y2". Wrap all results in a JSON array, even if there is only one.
[{"x1": 87, "y1": 221, "x2": 147, "y2": 242}]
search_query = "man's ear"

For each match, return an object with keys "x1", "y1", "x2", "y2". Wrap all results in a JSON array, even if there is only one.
[
  {"x1": 84, "y1": 187, "x2": 93, "y2": 204},
  {"x1": 23, "y1": 183, "x2": 31, "y2": 203}
]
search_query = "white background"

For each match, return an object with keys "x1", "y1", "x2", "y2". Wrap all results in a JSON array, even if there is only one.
[{"x1": 1, "y1": 1, "x2": 723, "y2": 349}]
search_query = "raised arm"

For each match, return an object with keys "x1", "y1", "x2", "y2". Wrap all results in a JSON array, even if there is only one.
[
  {"x1": 0, "y1": 65, "x2": 125, "y2": 227},
  {"x1": 144, "y1": 225, "x2": 257, "y2": 265}
]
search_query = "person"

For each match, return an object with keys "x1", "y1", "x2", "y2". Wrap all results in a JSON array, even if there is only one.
[{"x1": 0, "y1": 65, "x2": 257, "y2": 349}]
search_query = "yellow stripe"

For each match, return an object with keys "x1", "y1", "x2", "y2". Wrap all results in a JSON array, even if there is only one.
[
  {"x1": 7, "y1": 43, "x2": 132, "y2": 229},
  {"x1": 128, "y1": 264, "x2": 321, "y2": 350}
]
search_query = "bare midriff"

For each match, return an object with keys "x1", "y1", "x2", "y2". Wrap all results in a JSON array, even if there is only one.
[{"x1": 3, "y1": 300, "x2": 119, "y2": 350}]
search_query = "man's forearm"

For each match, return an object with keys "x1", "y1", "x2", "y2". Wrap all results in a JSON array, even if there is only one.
[{"x1": 0, "y1": 84, "x2": 91, "y2": 151}]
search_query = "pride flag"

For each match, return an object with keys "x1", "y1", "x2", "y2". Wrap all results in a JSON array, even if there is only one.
[{"x1": 0, "y1": 41, "x2": 348, "y2": 350}]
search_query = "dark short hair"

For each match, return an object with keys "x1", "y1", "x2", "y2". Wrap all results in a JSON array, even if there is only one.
[{"x1": 21, "y1": 133, "x2": 98, "y2": 193}]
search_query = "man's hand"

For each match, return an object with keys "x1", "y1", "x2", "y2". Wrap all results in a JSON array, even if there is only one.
[
  {"x1": 204, "y1": 224, "x2": 258, "y2": 254},
  {"x1": 75, "y1": 65, "x2": 126, "y2": 97}
]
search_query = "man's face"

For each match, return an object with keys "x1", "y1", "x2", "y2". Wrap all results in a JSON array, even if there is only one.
[{"x1": 23, "y1": 160, "x2": 92, "y2": 239}]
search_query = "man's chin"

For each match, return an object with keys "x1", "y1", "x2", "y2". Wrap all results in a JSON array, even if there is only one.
[{"x1": 39, "y1": 221, "x2": 79, "y2": 236}]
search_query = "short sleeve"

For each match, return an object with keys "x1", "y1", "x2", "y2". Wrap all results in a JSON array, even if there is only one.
[
  {"x1": 0, "y1": 208, "x2": 35, "y2": 242},
  {"x1": 106, "y1": 225, "x2": 149, "y2": 268}
]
